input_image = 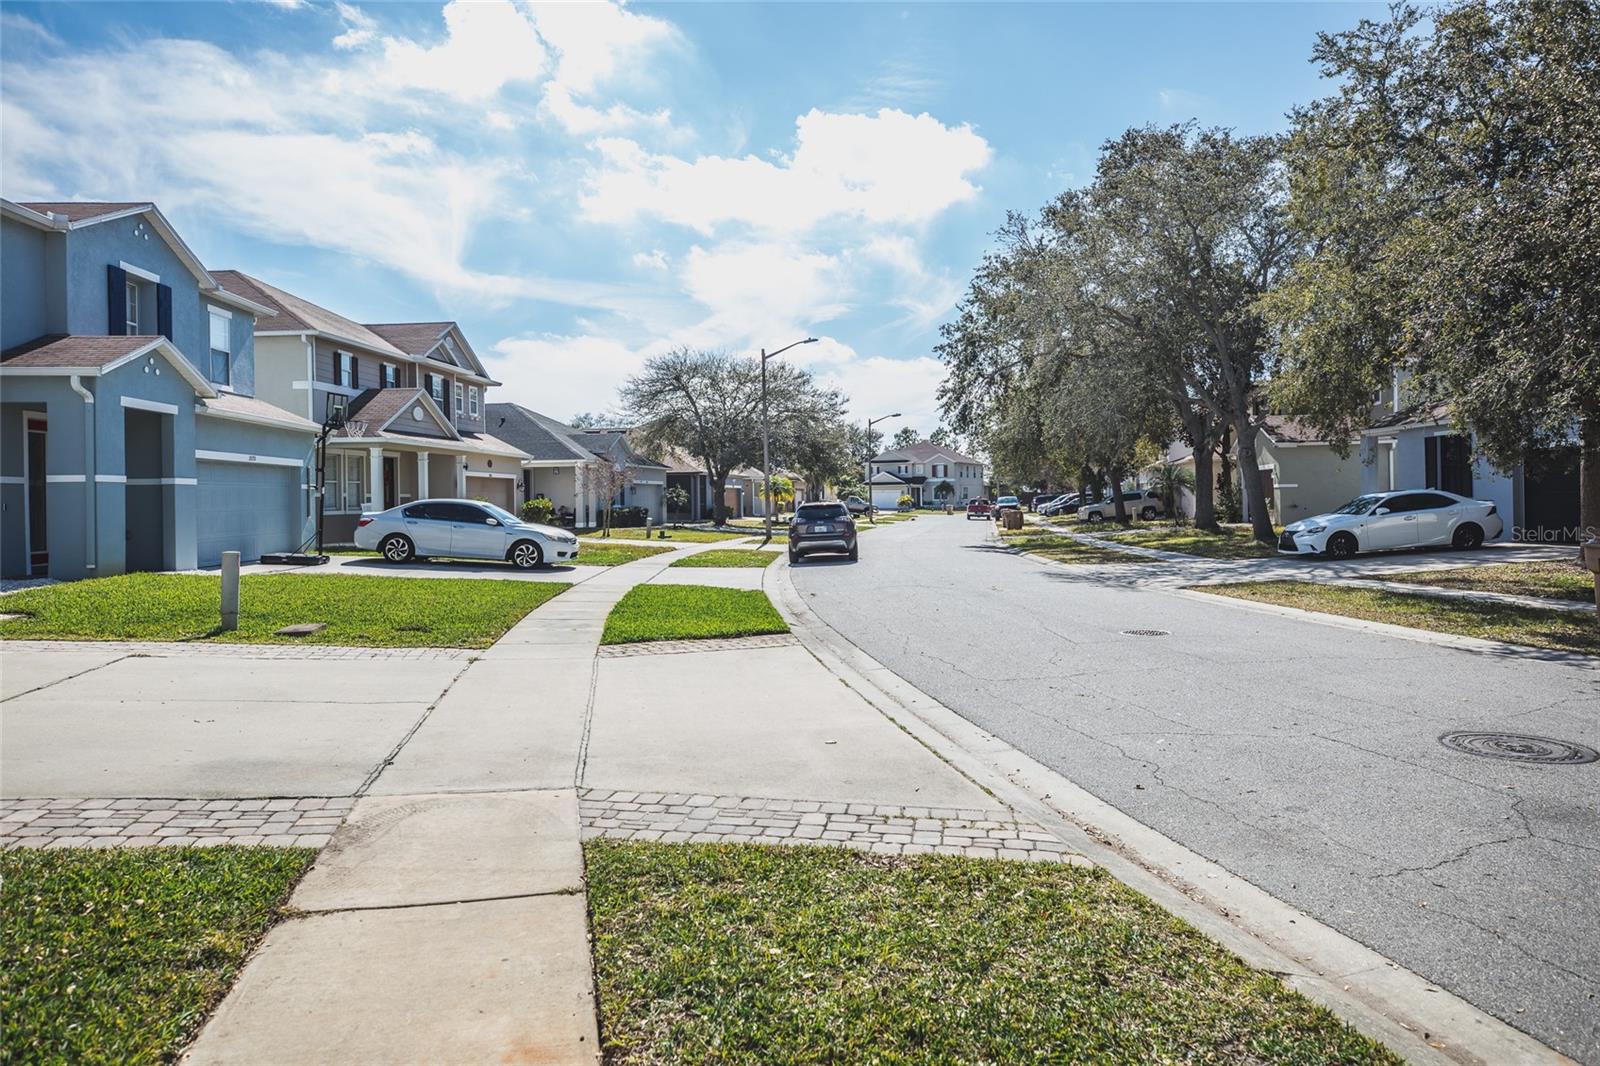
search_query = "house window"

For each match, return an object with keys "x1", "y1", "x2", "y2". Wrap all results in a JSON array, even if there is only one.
[
  {"x1": 336, "y1": 351, "x2": 356, "y2": 388},
  {"x1": 468, "y1": 386, "x2": 479, "y2": 418},
  {"x1": 333, "y1": 453, "x2": 364, "y2": 512},
  {"x1": 125, "y1": 280, "x2": 140, "y2": 333},
  {"x1": 1425, "y1": 434, "x2": 1474, "y2": 497},
  {"x1": 381, "y1": 363, "x2": 398, "y2": 389},
  {"x1": 454, "y1": 382, "x2": 463, "y2": 417},
  {"x1": 207, "y1": 308, "x2": 232, "y2": 385},
  {"x1": 430, "y1": 375, "x2": 447, "y2": 405}
]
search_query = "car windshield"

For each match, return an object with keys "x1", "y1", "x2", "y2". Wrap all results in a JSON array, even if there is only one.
[
  {"x1": 796, "y1": 504, "x2": 847, "y2": 521},
  {"x1": 1332, "y1": 495, "x2": 1384, "y2": 516},
  {"x1": 481, "y1": 503, "x2": 521, "y2": 524},
  {"x1": 998, "y1": 496, "x2": 1018, "y2": 504}
]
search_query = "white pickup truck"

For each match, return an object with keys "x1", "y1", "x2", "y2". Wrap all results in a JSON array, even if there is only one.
[{"x1": 1078, "y1": 489, "x2": 1164, "y2": 522}]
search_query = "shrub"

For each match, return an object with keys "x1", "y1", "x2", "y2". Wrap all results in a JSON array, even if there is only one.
[
  {"x1": 897, "y1": 493, "x2": 915, "y2": 509},
  {"x1": 609, "y1": 505, "x2": 650, "y2": 528},
  {"x1": 521, "y1": 496, "x2": 555, "y2": 524}
]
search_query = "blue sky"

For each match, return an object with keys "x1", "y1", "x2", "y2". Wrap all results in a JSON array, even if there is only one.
[{"x1": 1, "y1": 1, "x2": 1378, "y2": 439}]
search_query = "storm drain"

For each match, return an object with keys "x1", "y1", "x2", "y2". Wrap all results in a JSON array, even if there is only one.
[
  {"x1": 1438, "y1": 731, "x2": 1599, "y2": 766},
  {"x1": 1121, "y1": 629, "x2": 1170, "y2": 637}
]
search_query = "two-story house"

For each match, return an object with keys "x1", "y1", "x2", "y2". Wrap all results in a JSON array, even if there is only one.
[
  {"x1": 1, "y1": 200, "x2": 319, "y2": 580},
  {"x1": 217, "y1": 272, "x2": 529, "y2": 545},
  {"x1": 867, "y1": 441, "x2": 986, "y2": 509}
]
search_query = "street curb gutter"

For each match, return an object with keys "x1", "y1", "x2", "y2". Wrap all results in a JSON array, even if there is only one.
[{"x1": 766, "y1": 553, "x2": 1573, "y2": 1066}]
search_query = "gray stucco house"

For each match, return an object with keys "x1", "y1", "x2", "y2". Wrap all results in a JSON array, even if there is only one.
[
  {"x1": 1, "y1": 200, "x2": 319, "y2": 580},
  {"x1": 868, "y1": 441, "x2": 986, "y2": 509},
  {"x1": 486, "y1": 404, "x2": 667, "y2": 526}
]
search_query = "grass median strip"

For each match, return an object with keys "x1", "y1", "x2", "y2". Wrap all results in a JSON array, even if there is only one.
[
  {"x1": 1, "y1": 846, "x2": 314, "y2": 1065},
  {"x1": 585, "y1": 528, "x2": 748, "y2": 543},
  {"x1": 0, "y1": 572, "x2": 568, "y2": 648},
  {"x1": 1200, "y1": 580, "x2": 1600, "y2": 655},
  {"x1": 999, "y1": 529, "x2": 1149, "y2": 565},
  {"x1": 1385, "y1": 560, "x2": 1594, "y2": 603},
  {"x1": 573, "y1": 542, "x2": 674, "y2": 566},
  {"x1": 601, "y1": 584, "x2": 789, "y2": 645},
  {"x1": 668, "y1": 549, "x2": 780, "y2": 569},
  {"x1": 1098, "y1": 523, "x2": 1279, "y2": 559},
  {"x1": 585, "y1": 840, "x2": 1398, "y2": 1065}
]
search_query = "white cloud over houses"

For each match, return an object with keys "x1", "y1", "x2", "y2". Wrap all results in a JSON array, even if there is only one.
[{"x1": 582, "y1": 108, "x2": 992, "y2": 233}]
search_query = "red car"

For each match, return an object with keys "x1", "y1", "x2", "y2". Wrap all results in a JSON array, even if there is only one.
[{"x1": 965, "y1": 498, "x2": 993, "y2": 520}]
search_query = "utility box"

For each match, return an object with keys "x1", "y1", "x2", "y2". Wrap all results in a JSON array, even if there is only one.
[{"x1": 1003, "y1": 509, "x2": 1023, "y2": 531}]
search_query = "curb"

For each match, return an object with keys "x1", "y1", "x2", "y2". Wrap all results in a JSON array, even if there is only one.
[{"x1": 767, "y1": 550, "x2": 1575, "y2": 1066}]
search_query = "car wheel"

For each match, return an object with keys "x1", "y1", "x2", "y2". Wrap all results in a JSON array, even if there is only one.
[
  {"x1": 380, "y1": 534, "x2": 414, "y2": 563},
  {"x1": 509, "y1": 539, "x2": 543, "y2": 569},
  {"x1": 1325, "y1": 531, "x2": 1358, "y2": 559},
  {"x1": 1086, "y1": 512, "x2": 1104, "y2": 523},
  {"x1": 788, "y1": 549, "x2": 801, "y2": 565},
  {"x1": 848, "y1": 542, "x2": 859, "y2": 562},
  {"x1": 1452, "y1": 522, "x2": 1484, "y2": 550},
  {"x1": 1140, "y1": 506, "x2": 1158, "y2": 521}
]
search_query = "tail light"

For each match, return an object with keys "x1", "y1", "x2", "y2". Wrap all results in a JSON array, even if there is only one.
[
  {"x1": 1486, "y1": 504, "x2": 1497, "y2": 516},
  {"x1": 356, "y1": 517, "x2": 374, "y2": 527}
]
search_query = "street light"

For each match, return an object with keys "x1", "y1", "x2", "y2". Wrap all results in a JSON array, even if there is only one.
[
  {"x1": 760, "y1": 337, "x2": 819, "y2": 546},
  {"x1": 864, "y1": 412, "x2": 901, "y2": 524}
]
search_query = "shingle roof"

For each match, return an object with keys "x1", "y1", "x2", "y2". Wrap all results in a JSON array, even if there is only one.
[
  {"x1": 197, "y1": 391, "x2": 319, "y2": 432},
  {"x1": 0, "y1": 334, "x2": 160, "y2": 368},
  {"x1": 19, "y1": 202, "x2": 148, "y2": 223},
  {"x1": 209, "y1": 271, "x2": 405, "y2": 356},
  {"x1": 870, "y1": 440, "x2": 980, "y2": 464},
  {"x1": 572, "y1": 429, "x2": 667, "y2": 469},
  {"x1": 1260, "y1": 415, "x2": 1334, "y2": 445},
  {"x1": 363, "y1": 323, "x2": 453, "y2": 357},
  {"x1": 485, "y1": 404, "x2": 597, "y2": 462},
  {"x1": 345, "y1": 388, "x2": 456, "y2": 438},
  {"x1": 1367, "y1": 403, "x2": 1452, "y2": 432}
]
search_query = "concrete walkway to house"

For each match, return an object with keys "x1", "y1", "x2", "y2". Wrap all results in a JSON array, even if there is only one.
[{"x1": 81, "y1": 534, "x2": 1028, "y2": 1063}]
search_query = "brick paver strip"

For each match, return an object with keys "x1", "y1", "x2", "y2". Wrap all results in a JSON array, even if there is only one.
[
  {"x1": 3, "y1": 640, "x2": 476, "y2": 661},
  {"x1": 0, "y1": 797, "x2": 355, "y2": 849},
  {"x1": 578, "y1": 789, "x2": 1089, "y2": 863},
  {"x1": 597, "y1": 633, "x2": 800, "y2": 658}
]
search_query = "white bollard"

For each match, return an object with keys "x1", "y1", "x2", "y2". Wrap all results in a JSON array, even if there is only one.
[{"x1": 221, "y1": 551, "x2": 240, "y2": 632}]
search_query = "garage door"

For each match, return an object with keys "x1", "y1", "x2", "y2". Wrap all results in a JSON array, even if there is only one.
[
  {"x1": 465, "y1": 474, "x2": 515, "y2": 512},
  {"x1": 197, "y1": 460, "x2": 302, "y2": 566}
]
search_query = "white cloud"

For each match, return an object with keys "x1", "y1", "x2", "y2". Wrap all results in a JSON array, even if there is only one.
[
  {"x1": 540, "y1": 85, "x2": 673, "y2": 136},
  {"x1": 362, "y1": 0, "x2": 547, "y2": 102},
  {"x1": 486, "y1": 333, "x2": 652, "y2": 424},
  {"x1": 528, "y1": 0, "x2": 678, "y2": 95},
  {"x1": 632, "y1": 249, "x2": 669, "y2": 271},
  {"x1": 331, "y1": 2, "x2": 376, "y2": 49},
  {"x1": 680, "y1": 242, "x2": 848, "y2": 338},
  {"x1": 582, "y1": 108, "x2": 991, "y2": 234}
]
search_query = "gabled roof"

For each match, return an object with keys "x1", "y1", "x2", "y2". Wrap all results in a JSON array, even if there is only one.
[
  {"x1": 196, "y1": 391, "x2": 319, "y2": 433},
  {"x1": 10, "y1": 200, "x2": 221, "y2": 291},
  {"x1": 1260, "y1": 415, "x2": 1337, "y2": 445},
  {"x1": 868, "y1": 470, "x2": 907, "y2": 485},
  {"x1": 17, "y1": 201, "x2": 149, "y2": 223},
  {"x1": 0, "y1": 334, "x2": 216, "y2": 396},
  {"x1": 210, "y1": 270, "x2": 406, "y2": 357},
  {"x1": 344, "y1": 387, "x2": 458, "y2": 439},
  {"x1": 485, "y1": 403, "x2": 599, "y2": 463},
  {"x1": 572, "y1": 428, "x2": 667, "y2": 470},
  {"x1": 870, "y1": 440, "x2": 981, "y2": 465},
  {"x1": 1366, "y1": 403, "x2": 1453, "y2": 434},
  {"x1": 365, "y1": 322, "x2": 495, "y2": 383}
]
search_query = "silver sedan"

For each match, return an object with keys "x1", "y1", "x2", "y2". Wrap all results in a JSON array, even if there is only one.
[{"x1": 353, "y1": 498, "x2": 579, "y2": 568}]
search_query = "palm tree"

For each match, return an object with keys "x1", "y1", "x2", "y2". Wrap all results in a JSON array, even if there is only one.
[{"x1": 1147, "y1": 462, "x2": 1197, "y2": 525}]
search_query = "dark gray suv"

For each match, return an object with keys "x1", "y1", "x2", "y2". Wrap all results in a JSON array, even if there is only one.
[{"x1": 788, "y1": 501, "x2": 859, "y2": 563}]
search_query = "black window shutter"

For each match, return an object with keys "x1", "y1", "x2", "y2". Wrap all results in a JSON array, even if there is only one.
[
  {"x1": 350, "y1": 355, "x2": 358, "y2": 387},
  {"x1": 107, "y1": 265, "x2": 127, "y2": 335},
  {"x1": 156, "y1": 284, "x2": 173, "y2": 340},
  {"x1": 1424, "y1": 438, "x2": 1439, "y2": 489}
]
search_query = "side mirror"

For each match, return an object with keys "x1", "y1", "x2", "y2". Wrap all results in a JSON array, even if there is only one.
[
  {"x1": 1373, "y1": 507, "x2": 1390, "y2": 516},
  {"x1": 485, "y1": 517, "x2": 500, "y2": 526}
]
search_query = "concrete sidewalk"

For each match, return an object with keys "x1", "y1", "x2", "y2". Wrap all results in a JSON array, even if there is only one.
[{"x1": 170, "y1": 534, "x2": 1036, "y2": 1063}]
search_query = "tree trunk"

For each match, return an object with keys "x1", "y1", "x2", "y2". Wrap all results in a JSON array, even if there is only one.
[
  {"x1": 1192, "y1": 444, "x2": 1217, "y2": 531},
  {"x1": 1580, "y1": 410, "x2": 1600, "y2": 546},
  {"x1": 710, "y1": 473, "x2": 729, "y2": 526},
  {"x1": 1109, "y1": 468, "x2": 1128, "y2": 524},
  {"x1": 1234, "y1": 417, "x2": 1275, "y2": 544}
]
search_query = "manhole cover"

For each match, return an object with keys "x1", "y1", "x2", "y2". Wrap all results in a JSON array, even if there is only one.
[
  {"x1": 1438, "y1": 731, "x2": 1598, "y2": 766},
  {"x1": 1122, "y1": 629, "x2": 1169, "y2": 637}
]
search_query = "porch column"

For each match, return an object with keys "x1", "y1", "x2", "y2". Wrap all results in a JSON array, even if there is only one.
[
  {"x1": 366, "y1": 446, "x2": 383, "y2": 513},
  {"x1": 573, "y1": 466, "x2": 582, "y2": 523},
  {"x1": 454, "y1": 455, "x2": 467, "y2": 497},
  {"x1": 416, "y1": 451, "x2": 430, "y2": 500}
]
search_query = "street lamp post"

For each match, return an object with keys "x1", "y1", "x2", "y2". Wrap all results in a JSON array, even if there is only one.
[
  {"x1": 760, "y1": 337, "x2": 819, "y2": 546},
  {"x1": 864, "y1": 412, "x2": 901, "y2": 524}
]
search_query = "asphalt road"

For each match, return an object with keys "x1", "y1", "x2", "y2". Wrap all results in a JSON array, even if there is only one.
[{"x1": 792, "y1": 514, "x2": 1600, "y2": 1062}]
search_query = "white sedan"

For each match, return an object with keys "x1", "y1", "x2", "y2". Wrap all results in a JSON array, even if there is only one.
[
  {"x1": 354, "y1": 498, "x2": 579, "y2": 568},
  {"x1": 1278, "y1": 489, "x2": 1504, "y2": 559}
]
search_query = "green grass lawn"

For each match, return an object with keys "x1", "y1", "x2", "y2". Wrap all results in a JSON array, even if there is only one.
[
  {"x1": 0, "y1": 572, "x2": 568, "y2": 648},
  {"x1": 1095, "y1": 523, "x2": 1279, "y2": 559},
  {"x1": 585, "y1": 841, "x2": 1398, "y2": 1065},
  {"x1": 601, "y1": 585, "x2": 789, "y2": 645},
  {"x1": 2, "y1": 847, "x2": 314, "y2": 1065},
  {"x1": 1201, "y1": 581, "x2": 1600, "y2": 656},
  {"x1": 585, "y1": 528, "x2": 748, "y2": 543},
  {"x1": 668, "y1": 549, "x2": 779, "y2": 569},
  {"x1": 1386, "y1": 560, "x2": 1595, "y2": 603},
  {"x1": 573, "y1": 542, "x2": 674, "y2": 566},
  {"x1": 998, "y1": 528, "x2": 1150, "y2": 565}
]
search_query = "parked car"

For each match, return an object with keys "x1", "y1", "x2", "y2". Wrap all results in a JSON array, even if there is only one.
[
  {"x1": 966, "y1": 498, "x2": 993, "y2": 520},
  {"x1": 993, "y1": 495, "x2": 1022, "y2": 520},
  {"x1": 1279, "y1": 489, "x2": 1504, "y2": 559},
  {"x1": 1078, "y1": 489, "x2": 1163, "y2": 522},
  {"x1": 789, "y1": 501, "x2": 859, "y2": 563},
  {"x1": 1039, "y1": 493, "x2": 1081, "y2": 517},
  {"x1": 843, "y1": 495, "x2": 870, "y2": 515},
  {"x1": 355, "y1": 498, "x2": 579, "y2": 569}
]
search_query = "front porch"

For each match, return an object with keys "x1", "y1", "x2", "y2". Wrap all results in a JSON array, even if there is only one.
[{"x1": 321, "y1": 440, "x2": 519, "y2": 544}]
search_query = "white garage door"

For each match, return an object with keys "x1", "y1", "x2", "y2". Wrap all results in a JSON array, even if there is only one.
[
  {"x1": 197, "y1": 460, "x2": 302, "y2": 566},
  {"x1": 465, "y1": 474, "x2": 515, "y2": 511}
]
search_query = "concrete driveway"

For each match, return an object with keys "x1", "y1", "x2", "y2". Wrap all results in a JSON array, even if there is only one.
[{"x1": 790, "y1": 515, "x2": 1600, "y2": 1062}]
